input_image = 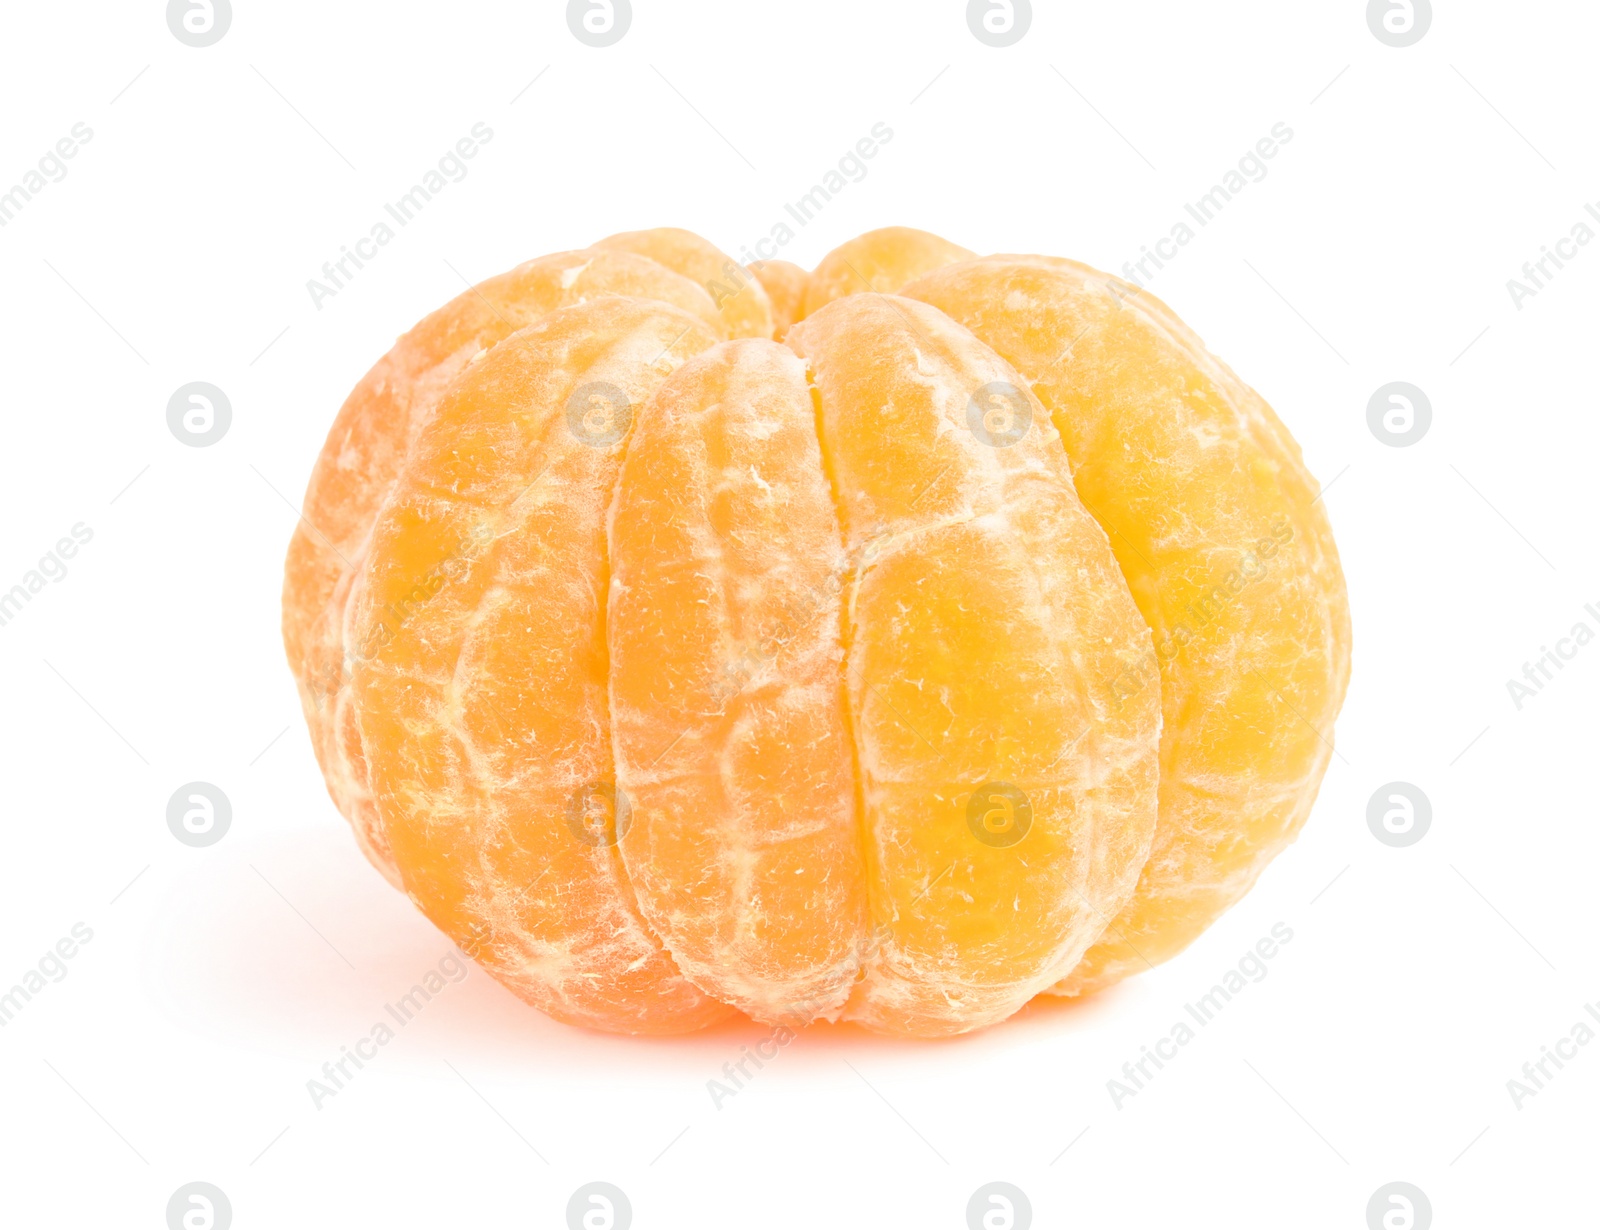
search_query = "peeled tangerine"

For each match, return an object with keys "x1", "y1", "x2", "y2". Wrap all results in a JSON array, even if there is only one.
[{"x1": 282, "y1": 225, "x2": 1350, "y2": 1037}]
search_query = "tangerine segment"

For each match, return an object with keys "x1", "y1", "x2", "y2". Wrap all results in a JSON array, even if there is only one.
[
  {"x1": 748, "y1": 259, "x2": 810, "y2": 336},
  {"x1": 803, "y1": 227, "x2": 976, "y2": 319},
  {"x1": 597, "y1": 228, "x2": 775, "y2": 340},
  {"x1": 608, "y1": 339, "x2": 869, "y2": 1023},
  {"x1": 283, "y1": 249, "x2": 727, "y2": 882},
  {"x1": 351, "y1": 297, "x2": 733, "y2": 1034},
  {"x1": 905, "y1": 257, "x2": 1352, "y2": 996},
  {"x1": 785, "y1": 295, "x2": 1161, "y2": 1036}
]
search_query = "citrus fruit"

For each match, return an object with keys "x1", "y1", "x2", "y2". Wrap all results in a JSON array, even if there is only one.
[
  {"x1": 784, "y1": 293, "x2": 1160, "y2": 1033},
  {"x1": 903, "y1": 254, "x2": 1351, "y2": 995},
  {"x1": 747, "y1": 258, "x2": 809, "y2": 336},
  {"x1": 352, "y1": 296, "x2": 734, "y2": 1033},
  {"x1": 596, "y1": 227, "x2": 774, "y2": 340},
  {"x1": 608, "y1": 337, "x2": 869, "y2": 1024},
  {"x1": 283, "y1": 247, "x2": 729, "y2": 882},
  {"x1": 802, "y1": 225, "x2": 974, "y2": 319},
  {"x1": 281, "y1": 226, "x2": 1348, "y2": 1035}
]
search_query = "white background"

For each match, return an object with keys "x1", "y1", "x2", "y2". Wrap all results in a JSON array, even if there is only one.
[{"x1": 1, "y1": 1, "x2": 1595, "y2": 1226}]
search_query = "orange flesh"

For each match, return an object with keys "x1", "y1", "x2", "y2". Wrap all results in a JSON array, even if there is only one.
[
  {"x1": 596, "y1": 227, "x2": 775, "y2": 340},
  {"x1": 350, "y1": 297, "x2": 732, "y2": 1033},
  {"x1": 803, "y1": 226, "x2": 976, "y2": 319},
  {"x1": 282, "y1": 226, "x2": 1349, "y2": 1035},
  {"x1": 905, "y1": 256, "x2": 1351, "y2": 993},
  {"x1": 748, "y1": 259, "x2": 810, "y2": 336},
  {"x1": 283, "y1": 249, "x2": 727, "y2": 882},
  {"x1": 787, "y1": 295, "x2": 1159, "y2": 1033},
  {"x1": 609, "y1": 339, "x2": 868, "y2": 1023}
]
